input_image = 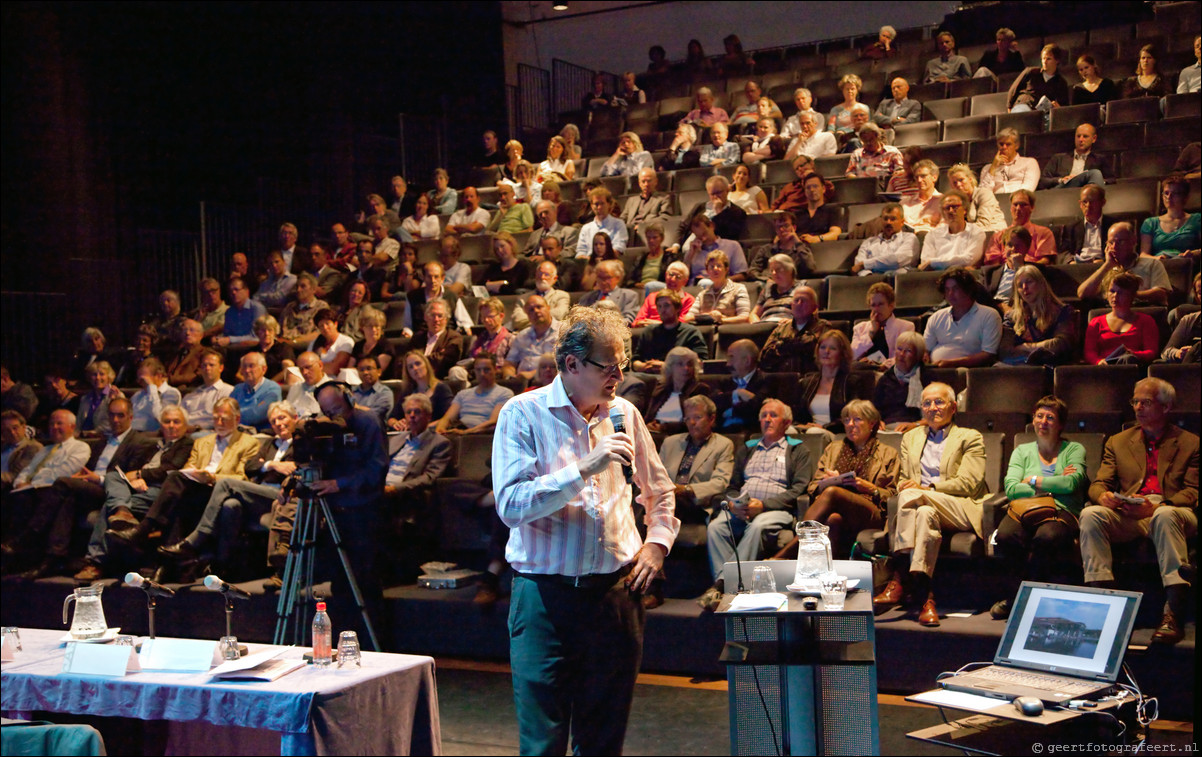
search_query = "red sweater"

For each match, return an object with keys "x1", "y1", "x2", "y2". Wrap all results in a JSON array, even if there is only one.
[{"x1": 1084, "y1": 312, "x2": 1158, "y2": 365}]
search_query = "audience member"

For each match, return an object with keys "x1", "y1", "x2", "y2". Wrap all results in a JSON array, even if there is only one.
[
  {"x1": 919, "y1": 193, "x2": 987, "y2": 270},
  {"x1": 402, "y1": 194, "x2": 440, "y2": 240},
  {"x1": 483, "y1": 232, "x2": 531, "y2": 296},
  {"x1": 537, "y1": 136, "x2": 576, "y2": 183},
  {"x1": 147, "y1": 290, "x2": 187, "y2": 349},
  {"x1": 835, "y1": 104, "x2": 873, "y2": 153},
  {"x1": 68, "y1": 327, "x2": 110, "y2": 388},
  {"x1": 114, "y1": 326, "x2": 157, "y2": 387},
  {"x1": 874, "y1": 382, "x2": 988, "y2": 626},
  {"x1": 1059, "y1": 185, "x2": 1111, "y2": 263},
  {"x1": 191, "y1": 278, "x2": 228, "y2": 341},
  {"x1": 581, "y1": 232, "x2": 621, "y2": 292},
  {"x1": 310, "y1": 243, "x2": 347, "y2": 303},
  {"x1": 1071, "y1": 54, "x2": 1118, "y2": 106},
  {"x1": 784, "y1": 111, "x2": 837, "y2": 160},
  {"x1": 279, "y1": 273, "x2": 328, "y2": 348},
  {"x1": 213, "y1": 276, "x2": 266, "y2": 349},
  {"x1": 924, "y1": 31, "x2": 972, "y2": 83},
  {"x1": 872, "y1": 331, "x2": 929, "y2": 429},
  {"x1": 1080, "y1": 377, "x2": 1199, "y2": 645},
  {"x1": 1122, "y1": 45, "x2": 1169, "y2": 99},
  {"x1": 854, "y1": 203, "x2": 919, "y2": 275},
  {"x1": 411, "y1": 299, "x2": 464, "y2": 379},
  {"x1": 682, "y1": 86, "x2": 729, "y2": 127},
  {"x1": 1008, "y1": 44, "x2": 1069, "y2": 111},
  {"x1": 684, "y1": 39, "x2": 713, "y2": 76},
  {"x1": 350, "y1": 356, "x2": 394, "y2": 424},
  {"x1": 230, "y1": 351, "x2": 282, "y2": 431},
  {"x1": 977, "y1": 27, "x2": 1025, "y2": 77},
  {"x1": 683, "y1": 213, "x2": 749, "y2": 283},
  {"x1": 388, "y1": 178, "x2": 415, "y2": 223},
  {"x1": 0, "y1": 410, "x2": 41, "y2": 492},
  {"x1": 388, "y1": 351, "x2": 454, "y2": 428},
  {"x1": 349, "y1": 307, "x2": 394, "y2": 375},
  {"x1": 760, "y1": 285, "x2": 830, "y2": 375},
  {"x1": 309, "y1": 309, "x2": 354, "y2": 377},
  {"x1": 513, "y1": 260, "x2": 571, "y2": 329},
  {"x1": 1178, "y1": 35, "x2": 1200, "y2": 93},
  {"x1": 436, "y1": 354, "x2": 512, "y2": 436},
  {"x1": 579, "y1": 260, "x2": 640, "y2": 324},
  {"x1": 487, "y1": 184, "x2": 534, "y2": 235},
  {"x1": 796, "y1": 330, "x2": 872, "y2": 435},
  {"x1": 631, "y1": 258, "x2": 692, "y2": 325},
  {"x1": 772, "y1": 155, "x2": 829, "y2": 213},
  {"x1": 526, "y1": 200, "x2": 580, "y2": 257},
  {"x1": 32, "y1": 372, "x2": 77, "y2": 433},
  {"x1": 713, "y1": 339, "x2": 770, "y2": 432},
  {"x1": 729, "y1": 164, "x2": 770, "y2": 214},
  {"x1": 901, "y1": 160, "x2": 943, "y2": 232},
  {"x1": 1077, "y1": 222, "x2": 1171, "y2": 306},
  {"x1": 852, "y1": 281, "x2": 916, "y2": 366},
  {"x1": 781, "y1": 88, "x2": 826, "y2": 137},
  {"x1": 499, "y1": 139, "x2": 523, "y2": 182},
  {"x1": 505, "y1": 295, "x2": 563, "y2": 380},
  {"x1": 576, "y1": 187, "x2": 628, "y2": 258},
  {"x1": 1141, "y1": 176, "x2": 1200, "y2": 259},
  {"x1": 559, "y1": 124, "x2": 582, "y2": 160},
  {"x1": 741, "y1": 118, "x2": 784, "y2": 167},
  {"x1": 645, "y1": 347, "x2": 710, "y2": 435},
  {"x1": 846, "y1": 123, "x2": 903, "y2": 186},
  {"x1": 861, "y1": 25, "x2": 899, "y2": 60},
  {"x1": 991, "y1": 396, "x2": 1088, "y2": 619},
  {"x1": 600, "y1": 132, "x2": 654, "y2": 178},
  {"x1": 983, "y1": 190, "x2": 1057, "y2": 265},
  {"x1": 687, "y1": 251, "x2": 750, "y2": 325},
  {"x1": 254, "y1": 250, "x2": 297, "y2": 309},
  {"x1": 582, "y1": 71, "x2": 616, "y2": 112},
  {"x1": 285, "y1": 351, "x2": 331, "y2": 418},
  {"x1": 428, "y1": 168, "x2": 459, "y2": 216},
  {"x1": 979, "y1": 128, "x2": 1040, "y2": 195},
  {"x1": 947, "y1": 163, "x2": 1007, "y2": 232},
  {"x1": 659, "y1": 395, "x2": 735, "y2": 524},
  {"x1": 699, "y1": 122, "x2": 739, "y2": 167},
  {"x1": 1162, "y1": 309, "x2": 1200, "y2": 364},
  {"x1": 620, "y1": 169, "x2": 672, "y2": 243},
  {"x1": 795, "y1": 173, "x2": 843, "y2": 244},
  {"x1": 748, "y1": 212, "x2": 817, "y2": 281},
  {"x1": 250, "y1": 314, "x2": 296, "y2": 381},
  {"x1": 165, "y1": 319, "x2": 206, "y2": 388},
  {"x1": 1000, "y1": 265, "x2": 1077, "y2": 366},
  {"x1": 719, "y1": 34, "x2": 754, "y2": 76},
  {"x1": 125, "y1": 358, "x2": 178, "y2": 432},
  {"x1": 1084, "y1": 272, "x2": 1159, "y2": 365},
  {"x1": 679, "y1": 175, "x2": 747, "y2": 245},
  {"x1": 924, "y1": 268, "x2": 1002, "y2": 368},
  {"x1": 381, "y1": 393, "x2": 452, "y2": 555},
  {"x1": 446, "y1": 187, "x2": 491, "y2": 235},
  {"x1": 184, "y1": 351, "x2": 236, "y2": 429},
  {"x1": 658, "y1": 122, "x2": 701, "y2": 171},
  {"x1": 1039, "y1": 124, "x2": 1108, "y2": 189},
  {"x1": 752, "y1": 255, "x2": 800, "y2": 323},
  {"x1": 76, "y1": 361, "x2": 124, "y2": 438},
  {"x1": 827, "y1": 74, "x2": 866, "y2": 135},
  {"x1": 988, "y1": 227, "x2": 1031, "y2": 311},
  {"x1": 874, "y1": 77, "x2": 921, "y2": 130},
  {"x1": 618, "y1": 71, "x2": 645, "y2": 105},
  {"x1": 3, "y1": 410, "x2": 89, "y2": 545},
  {"x1": 633, "y1": 291, "x2": 709, "y2": 373}
]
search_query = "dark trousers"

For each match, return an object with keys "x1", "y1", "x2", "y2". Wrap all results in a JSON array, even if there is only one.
[
  {"x1": 995, "y1": 510, "x2": 1080, "y2": 593},
  {"x1": 508, "y1": 571, "x2": 645, "y2": 756},
  {"x1": 317, "y1": 503, "x2": 384, "y2": 651},
  {"x1": 144, "y1": 471, "x2": 216, "y2": 541},
  {"x1": 37, "y1": 477, "x2": 106, "y2": 557}
]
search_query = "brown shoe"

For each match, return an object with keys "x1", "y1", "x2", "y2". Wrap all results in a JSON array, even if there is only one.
[
  {"x1": 1150, "y1": 611, "x2": 1184, "y2": 645},
  {"x1": 918, "y1": 597, "x2": 941, "y2": 627},
  {"x1": 73, "y1": 563, "x2": 103, "y2": 582},
  {"x1": 873, "y1": 576, "x2": 904, "y2": 609},
  {"x1": 108, "y1": 508, "x2": 139, "y2": 526}
]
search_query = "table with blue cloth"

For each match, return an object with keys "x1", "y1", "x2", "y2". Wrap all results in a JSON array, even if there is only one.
[{"x1": 1, "y1": 628, "x2": 441, "y2": 756}]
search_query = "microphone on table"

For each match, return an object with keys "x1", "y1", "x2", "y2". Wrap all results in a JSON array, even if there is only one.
[
  {"x1": 125, "y1": 572, "x2": 176, "y2": 598},
  {"x1": 608, "y1": 406, "x2": 634, "y2": 484},
  {"x1": 203, "y1": 574, "x2": 251, "y2": 601}
]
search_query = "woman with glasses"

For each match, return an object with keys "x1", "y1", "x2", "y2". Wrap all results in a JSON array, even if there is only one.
[
  {"x1": 1140, "y1": 176, "x2": 1200, "y2": 259},
  {"x1": 1084, "y1": 272, "x2": 1158, "y2": 365},
  {"x1": 645, "y1": 347, "x2": 710, "y2": 435},
  {"x1": 991, "y1": 396, "x2": 1087, "y2": 619}
]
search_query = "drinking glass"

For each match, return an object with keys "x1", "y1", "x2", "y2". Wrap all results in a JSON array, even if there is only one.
[
  {"x1": 337, "y1": 631, "x2": 361, "y2": 669},
  {"x1": 751, "y1": 565, "x2": 777, "y2": 594},
  {"x1": 820, "y1": 576, "x2": 847, "y2": 611}
]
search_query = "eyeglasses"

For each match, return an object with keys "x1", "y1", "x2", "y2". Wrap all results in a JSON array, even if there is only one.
[
  {"x1": 581, "y1": 357, "x2": 628, "y2": 377},
  {"x1": 921, "y1": 398, "x2": 949, "y2": 409},
  {"x1": 1130, "y1": 399, "x2": 1161, "y2": 409}
]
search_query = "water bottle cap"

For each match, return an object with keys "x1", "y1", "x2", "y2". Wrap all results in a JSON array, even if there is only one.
[{"x1": 316, "y1": 601, "x2": 326, "y2": 611}]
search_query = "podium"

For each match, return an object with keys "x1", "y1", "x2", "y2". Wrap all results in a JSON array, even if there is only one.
[{"x1": 717, "y1": 559, "x2": 879, "y2": 756}]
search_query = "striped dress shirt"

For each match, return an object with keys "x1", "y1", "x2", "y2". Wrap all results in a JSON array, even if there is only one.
[{"x1": 493, "y1": 375, "x2": 679, "y2": 576}]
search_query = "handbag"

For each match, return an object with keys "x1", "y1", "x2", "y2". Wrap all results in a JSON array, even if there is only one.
[{"x1": 1006, "y1": 495, "x2": 1061, "y2": 528}]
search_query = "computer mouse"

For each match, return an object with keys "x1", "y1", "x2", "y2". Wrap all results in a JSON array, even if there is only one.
[{"x1": 1013, "y1": 696, "x2": 1044, "y2": 716}]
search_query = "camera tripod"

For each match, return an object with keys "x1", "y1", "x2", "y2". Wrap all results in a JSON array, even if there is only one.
[{"x1": 272, "y1": 466, "x2": 381, "y2": 651}]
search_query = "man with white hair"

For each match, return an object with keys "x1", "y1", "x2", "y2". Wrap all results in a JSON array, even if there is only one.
[
  {"x1": 524, "y1": 200, "x2": 579, "y2": 256},
  {"x1": 578, "y1": 260, "x2": 640, "y2": 324},
  {"x1": 1080, "y1": 378, "x2": 1199, "y2": 645},
  {"x1": 700, "y1": 399, "x2": 811, "y2": 609},
  {"x1": 619, "y1": 169, "x2": 672, "y2": 242},
  {"x1": 874, "y1": 382, "x2": 988, "y2": 626},
  {"x1": 678, "y1": 175, "x2": 747, "y2": 246},
  {"x1": 760, "y1": 285, "x2": 830, "y2": 376}
]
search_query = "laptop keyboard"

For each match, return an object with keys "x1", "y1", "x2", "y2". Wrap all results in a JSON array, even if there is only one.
[{"x1": 972, "y1": 666, "x2": 1099, "y2": 694}]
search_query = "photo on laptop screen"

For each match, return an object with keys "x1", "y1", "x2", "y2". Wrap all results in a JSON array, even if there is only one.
[{"x1": 999, "y1": 583, "x2": 1140, "y2": 679}]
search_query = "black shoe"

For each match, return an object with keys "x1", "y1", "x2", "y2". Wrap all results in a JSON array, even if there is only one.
[
  {"x1": 105, "y1": 519, "x2": 138, "y2": 534},
  {"x1": 990, "y1": 599, "x2": 1012, "y2": 620},
  {"x1": 106, "y1": 525, "x2": 156, "y2": 551},
  {"x1": 157, "y1": 540, "x2": 199, "y2": 562}
]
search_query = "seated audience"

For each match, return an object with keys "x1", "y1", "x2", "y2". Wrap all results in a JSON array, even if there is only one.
[
  {"x1": 254, "y1": 250, "x2": 297, "y2": 309},
  {"x1": 659, "y1": 396, "x2": 735, "y2": 523},
  {"x1": 513, "y1": 261, "x2": 571, "y2": 330},
  {"x1": 129, "y1": 358, "x2": 181, "y2": 432},
  {"x1": 947, "y1": 163, "x2": 1006, "y2": 233},
  {"x1": 1083, "y1": 272, "x2": 1159, "y2": 365},
  {"x1": 114, "y1": 326, "x2": 157, "y2": 387},
  {"x1": 401, "y1": 193, "x2": 440, "y2": 240},
  {"x1": 459, "y1": 297, "x2": 514, "y2": 375},
  {"x1": 1077, "y1": 223, "x2": 1171, "y2": 306},
  {"x1": 919, "y1": 193, "x2": 986, "y2": 271},
  {"x1": 445, "y1": 187, "x2": 491, "y2": 236},
  {"x1": 33, "y1": 371, "x2": 79, "y2": 432},
  {"x1": 411, "y1": 299, "x2": 464, "y2": 379},
  {"x1": 827, "y1": 74, "x2": 866, "y2": 135},
  {"x1": 855, "y1": 203, "x2": 920, "y2": 275},
  {"x1": 76, "y1": 361, "x2": 124, "y2": 438},
  {"x1": 388, "y1": 351, "x2": 454, "y2": 429},
  {"x1": 1039, "y1": 123, "x2": 1108, "y2": 189},
  {"x1": 428, "y1": 168, "x2": 459, "y2": 216},
  {"x1": 309, "y1": 309, "x2": 354, "y2": 377},
  {"x1": 884, "y1": 146, "x2": 922, "y2": 199},
  {"x1": 620, "y1": 169, "x2": 673, "y2": 242},
  {"x1": 212, "y1": 276, "x2": 266, "y2": 349},
  {"x1": 358, "y1": 218, "x2": 399, "y2": 297},
  {"x1": 729, "y1": 164, "x2": 770, "y2": 214},
  {"x1": 582, "y1": 71, "x2": 615, "y2": 112},
  {"x1": 687, "y1": 251, "x2": 750, "y2": 325},
  {"x1": 784, "y1": 111, "x2": 837, "y2": 160},
  {"x1": 310, "y1": 244, "x2": 347, "y2": 303},
  {"x1": 1, "y1": 410, "x2": 41, "y2": 493},
  {"x1": 752, "y1": 255, "x2": 800, "y2": 323},
  {"x1": 1162, "y1": 308, "x2": 1200, "y2": 363},
  {"x1": 349, "y1": 307, "x2": 394, "y2": 376},
  {"x1": 987, "y1": 226, "x2": 1034, "y2": 311},
  {"x1": 192, "y1": 277, "x2": 228, "y2": 341},
  {"x1": 1080, "y1": 377, "x2": 1199, "y2": 645},
  {"x1": 504, "y1": 296, "x2": 563, "y2": 380},
  {"x1": 679, "y1": 175, "x2": 748, "y2": 246},
  {"x1": 627, "y1": 225, "x2": 685, "y2": 298},
  {"x1": 1007, "y1": 44, "x2": 1069, "y2": 112},
  {"x1": 1122, "y1": 45, "x2": 1169, "y2": 99},
  {"x1": 772, "y1": 155, "x2": 829, "y2": 213},
  {"x1": 835, "y1": 104, "x2": 872, "y2": 153},
  {"x1": 924, "y1": 268, "x2": 1002, "y2": 368},
  {"x1": 499, "y1": 139, "x2": 523, "y2": 182},
  {"x1": 619, "y1": 71, "x2": 645, "y2": 105},
  {"x1": 1179, "y1": 35, "x2": 1201, "y2": 93},
  {"x1": 781, "y1": 88, "x2": 826, "y2": 137},
  {"x1": 1140, "y1": 176, "x2": 1200, "y2": 259},
  {"x1": 658, "y1": 123, "x2": 701, "y2": 171},
  {"x1": 699, "y1": 122, "x2": 739, "y2": 167},
  {"x1": 1071, "y1": 54, "x2": 1118, "y2": 106},
  {"x1": 146, "y1": 290, "x2": 187, "y2": 350},
  {"x1": 600, "y1": 132, "x2": 654, "y2": 178},
  {"x1": 166, "y1": 319, "x2": 206, "y2": 388},
  {"x1": 180, "y1": 350, "x2": 233, "y2": 430},
  {"x1": 861, "y1": 25, "x2": 899, "y2": 60},
  {"x1": 683, "y1": 213, "x2": 748, "y2": 283},
  {"x1": 229, "y1": 352, "x2": 282, "y2": 431},
  {"x1": 581, "y1": 231, "x2": 622, "y2": 291},
  {"x1": 525, "y1": 200, "x2": 580, "y2": 258},
  {"x1": 579, "y1": 260, "x2": 640, "y2": 324},
  {"x1": 633, "y1": 291, "x2": 709, "y2": 372},
  {"x1": 435, "y1": 355, "x2": 513, "y2": 436},
  {"x1": 901, "y1": 160, "x2": 942, "y2": 232},
  {"x1": 68, "y1": 327, "x2": 110, "y2": 388},
  {"x1": 795, "y1": 173, "x2": 842, "y2": 244},
  {"x1": 576, "y1": 187, "x2": 628, "y2": 258},
  {"x1": 645, "y1": 347, "x2": 710, "y2": 435},
  {"x1": 406, "y1": 262, "x2": 473, "y2": 337},
  {"x1": 537, "y1": 137, "x2": 576, "y2": 183},
  {"x1": 741, "y1": 118, "x2": 784, "y2": 167},
  {"x1": 713, "y1": 339, "x2": 770, "y2": 432},
  {"x1": 285, "y1": 351, "x2": 331, "y2": 418},
  {"x1": 381, "y1": 393, "x2": 453, "y2": 555},
  {"x1": 977, "y1": 27, "x2": 1025, "y2": 77},
  {"x1": 3, "y1": 410, "x2": 88, "y2": 547},
  {"x1": 983, "y1": 190, "x2": 1057, "y2": 265},
  {"x1": 1059, "y1": 185, "x2": 1111, "y2": 263},
  {"x1": 279, "y1": 273, "x2": 329, "y2": 349},
  {"x1": 483, "y1": 231, "x2": 531, "y2": 296},
  {"x1": 698, "y1": 399, "x2": 811, "y2": 610},
  {"x1": 729, "y1": 80, "x2": 769, "y2": 132},
  {"x1": 852, "y1": 281, "x2": 916, "y2": 366},
  {"x1": 796, "y1": 330, "x2": 872, "y2": 435},
  {"x1": 487, "y1": 184, "x2": 534, "y2": 235},
  {"x1": 350, "y1": 357, "x2": 394, "y2": 423},
  {"x1": 874, "y1": 382, "x2": 988, "y2": 626},
  {"x1": 761, "y1": 285, "x2": 830, "y2": 375},
  {"x1": 1000, "y1": 265, "x2": 1077, "y2": 366},
  {"x1": 991, "y1": 396, "x2": 1088, "y2": 619},
  {"x1": 559, "y1": 123, "x2": 582, "y2": 160},
  {"x1": 924, "y1": 31, "x2": 973, "y2": 83},
  {"x1": 748, "y1": 212, "x2": 817, "y2": 281},
  {"x1": 979, "y1": 129, "x2": 1040, "y2": 196},
  {"x1": 846, "y1": 123, "x2": 903, "y2": 186},
  {"x1": 805, "y1": 399, "x2": 899, "y2": 558},
  {"x1": 682, "y1": 86, "x2": 729, "y2": 127},
  {"x1": 248, "y1": 314, "x2": 295, "y2": 382},
  {"x1": 873, "y1": 77, "x2": 921, "y2": 129}
]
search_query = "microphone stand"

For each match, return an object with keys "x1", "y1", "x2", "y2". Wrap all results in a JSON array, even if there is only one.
[
  {"x1": 723, "y1": 498, "x2": 746, "y2": 594},
  {"x1": 147, "y1": 594, "x2": 158, "y2": 640}
]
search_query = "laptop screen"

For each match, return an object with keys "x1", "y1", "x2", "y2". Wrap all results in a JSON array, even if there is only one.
[{"x1": 996, "y1": 582, "x2": 1141, "y2": 681}]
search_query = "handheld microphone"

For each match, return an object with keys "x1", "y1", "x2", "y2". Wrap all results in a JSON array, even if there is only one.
[
  {"x1": 203, "y1": 574, "x2": 251, "y2": 600},
  {"x1": 125, "y1": 572, "x2": 176, "y2": 598},
  {"x1": 608, "y1": 406, "x2": 634, "y2": 484}
]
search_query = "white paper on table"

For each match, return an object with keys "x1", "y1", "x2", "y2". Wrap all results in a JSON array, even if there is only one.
[
  {"x1": 62, "y1": 642, "x2": 140, "y2": 677},
  {"x1": 727, "y1": 593, "x2": 788, "y2": 611},
  {"x1": 911, "y1": 688, "x2": 1010, "y2": 711},
  {"x1": 139, "y1": 638, "x2": 217, "y2": 672},
  {"x1": 209, "y1": 647, "x2": 305, "y2": 681},
  {"x1": 1, "y1": 636, "x2": 13, "y2": 662}
]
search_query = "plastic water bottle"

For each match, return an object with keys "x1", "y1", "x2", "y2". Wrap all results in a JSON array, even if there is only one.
[{"x1": 312, "y1": 601, "x2": 333, "y2": 667}]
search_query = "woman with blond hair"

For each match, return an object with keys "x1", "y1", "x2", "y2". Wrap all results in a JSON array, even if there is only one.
[
  {"x1": 827, "y1": 74, "x2": 865, "y2": 136},
  {"x1": 387, "y1": 350, "x2": 454, "y2": 429},
  {"x1": 947, "y1": 163, "x2": 1006, "y2": 232},
  {"x1": 645, "y1": 347, "x2": 710, "y2": 435},
  {"x1": 1000, "y1": 266, "x2": 1076, "y2": 365}
]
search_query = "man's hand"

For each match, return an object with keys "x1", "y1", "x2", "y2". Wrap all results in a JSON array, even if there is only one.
[
  {"x1": 1121, "y1": 500, "x2": 1155, "y2": 520},
  {"x1": 312, "y1": 479, "x2": 340, "y2": 496},
  {"x1": 129, "y1": 477, "x2": 149, "y2": 492},
  {"x1": 898, "y1": 478, "x2": 921, "y2": 491},
  {"x1": 578, "y1": 433, "x2": 633, "y2": 479},
  {"x1": 1097, "y1": 491, "x2": 1124, "y2": 510},
  {"x1": 626, "y1": 542, "x2": 666, "y2": 593},
  {"x1": 271, "y1": 461, "x2": 298, "y2": 476},
  {"x1": 733, "y1": 387, "x2": 754, "y2": 402}
]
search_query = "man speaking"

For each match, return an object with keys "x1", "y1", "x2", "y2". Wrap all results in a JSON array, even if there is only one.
[{"x1": 493, "y1": 306, "x2": 679, "y2": 755}]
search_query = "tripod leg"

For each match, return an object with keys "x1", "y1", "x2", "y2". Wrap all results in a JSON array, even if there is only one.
[
  {"x1": 319, "y1": 497, "x2": 382, "y2": 652},
  {"x1": 274, "y1": 495, "x2": 318, "y2": 645}
]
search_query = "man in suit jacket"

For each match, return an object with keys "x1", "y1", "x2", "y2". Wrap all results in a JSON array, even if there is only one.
[
  {"x1": 75, "y1": 404, "x2": 195, "y2": 580},
  {"x1": 15, "y1": 398, "x2": 158, "y2": 577},
  {"x1": 1080, "y1": 378, "x2": 1199, "y2": 645},
  {"x1": 874, "y1": 382, "x2": 987, "y2": 626},
  {"x1": 713, "y1": 339, "x2": 772, "y2": 431},
  {"x1": 1, "y1": 410, "x2": 42, "y2": 493},
  {"x1": 659, "y1": 396, "x2": 735, "y2": 518},
  {"x1": 621, "y1": 168, "x2": 673, "y2": 244},
  {"x1": 411, "y1": 299, "x2": 465, "y2": 379},
  {"x1": 678, "y1": 175, "x2": 748, "y2": 246},
  {"x1": 383, "y1": 394, "x2": 453, "y2": 549},
  {"x1": 1038, "y1": 124, "x2": 1109, "y2": 190},
  {"x1": 108, "y1": 397, "x2": 261, "y2": 553},
  {"x1": 577, "y1": 260, "x2": 641, "y2": 324},
  {"x1": 704, "y1": 399, "x2": 811, "y2": 595},
  {"x1": 1057, "y1": 185, "x2": 1112, "y2": 263}
]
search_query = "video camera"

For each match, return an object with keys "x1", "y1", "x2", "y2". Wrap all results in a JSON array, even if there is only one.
[{"x1": 291, "y1": 417, "x2": 350, "y2": 466}]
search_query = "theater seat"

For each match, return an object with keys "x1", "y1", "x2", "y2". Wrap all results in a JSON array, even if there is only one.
[{"x1": 1054, "y1": 364, "x2": 1141, "y2": 429}]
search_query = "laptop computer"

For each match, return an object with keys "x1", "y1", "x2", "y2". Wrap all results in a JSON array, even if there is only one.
[{"x1": 939, "y1": 582, "x2": 1141, "y2": 705}]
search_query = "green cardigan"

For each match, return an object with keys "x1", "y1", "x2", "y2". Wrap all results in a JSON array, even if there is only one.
[{"x1": 1003, "y1": 440, "x2": 1088, "y2": 515}]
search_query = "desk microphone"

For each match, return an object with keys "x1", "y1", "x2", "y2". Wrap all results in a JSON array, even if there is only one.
[
  {"x1": 203, "y1": 574, "x2": 251, "y2": 600},
  {"x1": 608, "y1": 406, "x2": 633, "y2": 484},
  {"x1": 125, "y1": 572, "x2": 176, "y2": 598}
]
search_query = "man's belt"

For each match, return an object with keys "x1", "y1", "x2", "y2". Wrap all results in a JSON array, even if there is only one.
[{"x1": 516, "y1": 564, "x2": 632, "y2": 590}]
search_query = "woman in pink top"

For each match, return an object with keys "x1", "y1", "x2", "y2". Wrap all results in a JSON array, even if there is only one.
[{"x1": 1083, "y1": 273, "x2": 1158, "y2": 365}]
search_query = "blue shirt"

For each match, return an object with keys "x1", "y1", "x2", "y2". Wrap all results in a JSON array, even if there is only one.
[
  {"x1": 223, "y1": 299, "x2": 267, "y2": 344},
  {"x1": 230, "y1": 378, "x2": 282, "y2": 430}
]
